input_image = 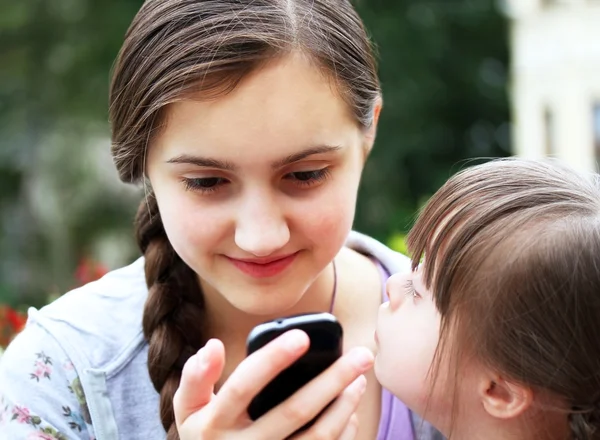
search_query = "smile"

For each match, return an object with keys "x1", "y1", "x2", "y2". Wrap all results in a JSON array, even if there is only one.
[{"x1": 226, "y1": 252, "x2": 299, "y2": 278}]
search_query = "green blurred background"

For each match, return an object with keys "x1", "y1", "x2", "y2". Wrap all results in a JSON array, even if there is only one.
[{"x1": 0, "y1": 0, "x2": 510, "y2": 309}]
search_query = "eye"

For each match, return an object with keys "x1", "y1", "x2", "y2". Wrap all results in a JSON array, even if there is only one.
[
  {"x1": 181, "y1": 177, "x2": 228, "y2": 194},
  {"x1": 285, "y1": 168, "x2": 331, "y2": 187},
  {"x1": 404, "y1": 280, "x2": 421, "y2": 301}
]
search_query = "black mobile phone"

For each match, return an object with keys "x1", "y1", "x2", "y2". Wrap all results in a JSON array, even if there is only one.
[{"x1": 246, "y1": 312, "x2": 343, "y2": 431}]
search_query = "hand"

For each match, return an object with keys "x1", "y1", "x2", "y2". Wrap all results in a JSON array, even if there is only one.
[{"x1": 173, "y1": 329, "x2": 374, "y2": 440}]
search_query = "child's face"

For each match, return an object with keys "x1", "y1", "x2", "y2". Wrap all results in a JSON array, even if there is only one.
[
  {"x1": 374, "y1": 268, "x2": 450, "y2": 424},
  {"x1": 376, "y1": 267, "x2": 488, "y2": 434},
  {"x1": 146, "y1": 52, "x2": 372, "y2": 317}
]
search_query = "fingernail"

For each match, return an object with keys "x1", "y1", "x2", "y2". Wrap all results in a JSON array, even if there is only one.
[
  {"x1": 196, "y1": 347, "x2": 209, "y2": 370},
  {"x1": 354, "y1": 375, "x2": 367, "y2": 394},
  {"x1": 351, "y1": 347, "x2": 374, "y2": 370},
  {"x1": 284, "y1": 329, "x2": 308, "y2": 352}
]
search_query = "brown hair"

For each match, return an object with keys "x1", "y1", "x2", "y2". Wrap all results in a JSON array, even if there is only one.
[
  {"x1": 108, "y1": 0, "x2": 380, "y2": 437},
  {"x1": 407, "y1": 158, "x2": 600, "y2": 439}
]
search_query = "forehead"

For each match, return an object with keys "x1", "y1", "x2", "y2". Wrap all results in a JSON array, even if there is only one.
[{"x1": 154, "y1": 53, "x2": 360, "y2": 159}]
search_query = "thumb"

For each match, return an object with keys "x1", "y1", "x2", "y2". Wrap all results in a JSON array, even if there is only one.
[{"x1": 173, "y1": 339, "x2": 225, "y2": 427}]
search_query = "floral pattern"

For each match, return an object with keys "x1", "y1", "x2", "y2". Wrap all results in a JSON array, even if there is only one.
[
  {"x1": 30, "y1": 352, "x2": 53, "y2": 382},
  {"x1": 0, "y1": 349, "x2": 96, "y2": 439}
]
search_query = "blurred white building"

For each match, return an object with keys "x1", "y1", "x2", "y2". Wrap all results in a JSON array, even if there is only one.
[{"x1": 505, "y1": 0, "x2": 600, "y2": 172}]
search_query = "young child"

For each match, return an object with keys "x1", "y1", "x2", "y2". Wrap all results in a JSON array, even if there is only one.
[{"x1": 375, "y1": 158, "x2": 600, "y2": 440}]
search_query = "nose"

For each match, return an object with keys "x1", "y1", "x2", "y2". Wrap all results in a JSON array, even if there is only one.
[
  {"x1": 385, "y1": 272, "x2": 409, "y2": 311},
  {"x1": 234, "y1": 194, "x2": 290, "y2": 257}
]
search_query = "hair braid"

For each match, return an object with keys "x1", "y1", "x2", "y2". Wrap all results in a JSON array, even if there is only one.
[
  {"x1": 570, "y1": 405, "x2": 600, "y2": 440},
  {"x1": 135, "y1": 193, "x2": 205, "y2": 439}
]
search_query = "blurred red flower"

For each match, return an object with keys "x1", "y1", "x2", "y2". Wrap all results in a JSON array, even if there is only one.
[
  {"x1": 0, "y1": 305, "x2": 26, "y2": 348},
  {"x1": 74, "y1": 258, "x2": 109, "y2": 286}
]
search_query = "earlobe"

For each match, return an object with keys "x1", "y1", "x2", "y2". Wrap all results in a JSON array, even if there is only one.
[{"x1": 480, "y1": 376, "x2": 533, "y2": 420}]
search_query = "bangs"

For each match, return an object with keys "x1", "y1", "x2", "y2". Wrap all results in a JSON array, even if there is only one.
[{"x1": 405, "y1": 158, "x2": 594, "y2": 316}]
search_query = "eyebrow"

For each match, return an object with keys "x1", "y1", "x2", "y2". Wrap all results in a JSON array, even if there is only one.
[
  {"x1": 166, "y1": 155, "x2": 236, "y2": 171},
  {"x1": 166, "y1": 145, "x2": 342, "y2": 171},
  {"x1": 270, "y1": 145, "x2": 342, "y2": 169}
]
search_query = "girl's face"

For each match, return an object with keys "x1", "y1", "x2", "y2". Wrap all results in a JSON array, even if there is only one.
[
  {"x1": 375, "y1": 269, "x2": 445, "y2": 415},
  {"x1": 375, "y1": 268, "x2": 483, "y2": 434},
  {"x1": 146, "y1": 53, "x2": 374, "y2": 316}
]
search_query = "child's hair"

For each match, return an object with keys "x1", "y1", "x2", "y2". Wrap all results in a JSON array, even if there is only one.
[
  {"x1": 407, "y1": 158, "x2": 600, "y2": 439},
  {"x1": 108, "y1": 1, "x2": 380, "y2": 438}
]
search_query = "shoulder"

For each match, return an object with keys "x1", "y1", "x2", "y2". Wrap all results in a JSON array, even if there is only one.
[
  {"x1": 0, "y1": 320, "x2": 95, "y2": 439},
  {"x1": 345, "y1": 231, "x2": 411, "y2": 275},
  {"x1": 29, "y1": 257, "x2": 149, "y2": 373}
]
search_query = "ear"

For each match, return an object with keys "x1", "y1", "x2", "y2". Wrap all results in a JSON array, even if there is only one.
[
  {"x1": 479, "y1": 375, "x2": 533, "y2": 420},
  {"x1": 363, "y1": 95, "x2": 383, "y2": 156}
]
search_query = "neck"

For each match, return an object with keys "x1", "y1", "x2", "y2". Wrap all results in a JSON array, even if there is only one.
[
  {"x1": 444, "y1": 409, "x2": 570, "y2": 440},
  {"x1": 200, "y1": 262, "x2": 336, "y2": 347}
]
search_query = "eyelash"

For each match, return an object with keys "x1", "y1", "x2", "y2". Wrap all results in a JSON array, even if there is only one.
[
  {"x1": 403, "y1": 280, "x2": 421, "y2": 300},
  {"x1": 284, "y1": 168, "x2": 331, "y2": 186},
  {"x1": 181, "y1": 168, "x2": 332, "y2": 194},
  {"x1": 181, "y1": 177, "x2": 225, "y2": 194}
]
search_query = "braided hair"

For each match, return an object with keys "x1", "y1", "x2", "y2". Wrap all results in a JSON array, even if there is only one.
[
  {"x1": 135, "y1": 193, "x2": 204, "y2": 438},
  {"x1": 569, "y1": 402, "x2": 600, "y2": 440}
]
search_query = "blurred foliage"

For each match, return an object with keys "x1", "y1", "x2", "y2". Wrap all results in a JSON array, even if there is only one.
[
  {"x1": 355, "y1": 0, "x2": 510, "y2": 240},
  {"x1": 0, "y1": 0, "x2": 510, "y2": 307},
  {"x1": 387, "y1": 232, "x2": 409, "y2": 257},
  {"x1": 0, "y1": 0, "x2": 142, "y2": 308}
]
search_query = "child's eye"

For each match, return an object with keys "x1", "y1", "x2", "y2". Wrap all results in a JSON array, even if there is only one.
[
  {"x1": 284, "y1": 168, "x2": 331, "y2": 187},
  {"x1": 181, "y1": 177, "x2": 228, "y2": 194},
  {"x1": 404, "y1": 280, "x2": 421, "y2": 300}
]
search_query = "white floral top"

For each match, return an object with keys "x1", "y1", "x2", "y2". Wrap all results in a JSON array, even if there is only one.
[{"x1": 0, "y1": 322, "x2": 96, "y2": 439}]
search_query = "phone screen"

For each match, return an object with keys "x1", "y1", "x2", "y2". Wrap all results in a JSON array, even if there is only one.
[{"x1": 246, "y1": 312, "x2": 343, "y2": 430}]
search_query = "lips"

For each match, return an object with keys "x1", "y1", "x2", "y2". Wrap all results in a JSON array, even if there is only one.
[{"x1": 227, "y1": 252, "x2": 298, "y2": 278}]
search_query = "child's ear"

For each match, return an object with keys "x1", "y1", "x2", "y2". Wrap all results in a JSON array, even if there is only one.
[
  {"x1": 479, "y1": 374, "x2": 533, "y2": 419},
  {"x1": 363, "y1": 96, "x2": 382, "y2": 156}
]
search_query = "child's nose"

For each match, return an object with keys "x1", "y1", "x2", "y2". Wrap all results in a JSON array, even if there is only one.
[{"x1": 385, "y1": 272, "x2": 409, "y2": 311}]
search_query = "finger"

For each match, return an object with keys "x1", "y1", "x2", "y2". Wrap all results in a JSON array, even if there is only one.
[
  {"x1": 294, "y1": 375, "x2": 365, "y2": 440},
  {"x1": 253, "y1": 346, "x2": 374, "y2": 438},
  {"x1": 338, "y1": 414, "x2": 359, "y2": 440},
  {"x1": 173, "y1": 339, "x2": 225, "y2": 427},
  {"x1": 209, "y1": 329, "x2": 310, "y2": 427}
]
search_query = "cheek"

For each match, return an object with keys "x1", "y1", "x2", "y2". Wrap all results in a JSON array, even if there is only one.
[
  {"x1": 375, "y1": 304, "x2": 441, "y2": 409},
  {"x1": 292, "y1": 192, "x2": 355, "y2": 243},
  {"x1": 291, "y1": 164, "x2": 361, "y2": 244},
  {"x1": 155, "y1": 189, "x2": 230, "y2": 262}
]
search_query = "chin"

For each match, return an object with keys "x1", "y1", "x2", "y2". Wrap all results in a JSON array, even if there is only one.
[
  {"x1": 230, "y1": 290, "x2": 303, "y2": 318},
  {"x1": 241, "y1": 303, "x2": 290, "y2": 318},
  {"x1": 373, "y1": 355, "x2": 390, "y2": 388},
  {"x1": 373, "y1": 356, "x2": 409, "y2": 402}
]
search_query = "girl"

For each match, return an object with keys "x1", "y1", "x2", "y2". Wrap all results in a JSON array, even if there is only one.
[
  {"x1": 0, "y1": 1, "x2": 442, "y2": 439},
  {"x1": 375, "y1": 158, "x2": 600, "y2": 440}
]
